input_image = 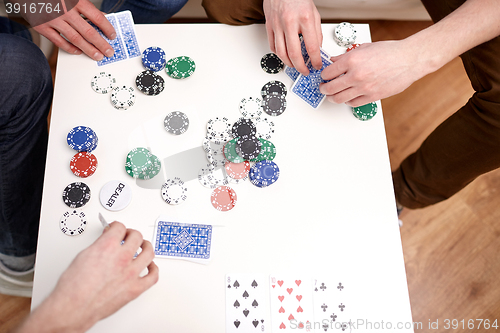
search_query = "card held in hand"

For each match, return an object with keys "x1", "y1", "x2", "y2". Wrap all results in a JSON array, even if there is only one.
[
  {"x1": 225, "y1": 274, "x2": 270, "y2": 333},
  {"x1": 153, "y1": 221, "x2": 212, "y2": 259},
  {"x1": 269, "y1": 275, "x2": 315, "y2": 332}
]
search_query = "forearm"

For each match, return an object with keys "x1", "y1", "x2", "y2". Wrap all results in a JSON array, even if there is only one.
[{"x1": 404, "y1": 0, "x2": 500, "y2": 75}]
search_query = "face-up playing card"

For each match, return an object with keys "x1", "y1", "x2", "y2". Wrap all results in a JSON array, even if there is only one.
[
  {"x1": 269, "y1": 275, "x2": 315, "y2": 332},
  {"x1": 153, "y1": 220, "x2": 212, "y2": 263},
  {"x1": 225, "y1": 274, "x2": 270, "y2": 333},
  {"x1": 290, "y1": 49, "x2": 333, "y2": 109},
  {"x1": 312, "y1": 278, "x2": 352, "y2": 332},
  {"x1": 89, "y1": 10, "x2": 140, "y2": 66}
]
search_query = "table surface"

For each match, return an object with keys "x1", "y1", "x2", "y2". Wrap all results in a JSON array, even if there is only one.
[{"x1": 32, "y1": 23, "x2": 413, "y2": 332}]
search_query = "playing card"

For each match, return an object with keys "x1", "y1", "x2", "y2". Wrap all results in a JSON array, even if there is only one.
[
  {"x1": 269, "y1": 275, "x2": 315, "y2": 332},
  {"x1": 225, "y1": 274, "x2": 270, "y2": 333},
  {"x1": 291, "y1": 50, "x2": 333, "y2": 109},
  {"x1": 284, "y1": 36, "x2": 309, "y2": 81},
  {"x1": 312, "y1": 277, "x2": 352, "y2": 332},
  {"x1": 153, "y1": 220, "x2": 212, "y2": 262},
  {"x1": 89, "y1": 10, "x2": 140, "y2": 66}
]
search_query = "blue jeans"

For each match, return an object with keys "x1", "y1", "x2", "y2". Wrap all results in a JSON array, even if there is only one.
[
  {"x1": 0, "y1": 19, "x2": 52, "y2": 257},
  {"x1": 101, "y1": 0, "x2": 188, "y2": 23}
]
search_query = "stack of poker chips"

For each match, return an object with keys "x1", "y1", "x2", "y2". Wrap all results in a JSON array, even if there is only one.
[
  {"x1": 352, "y1": 102, "x2": 378, "y2": 121},
  {"x1": 125, "y1": 147, "x2": 161, "y2": 180},
  {"x1": 333, "y1": 22, "x2": 357, "y2": 47},
  {"x1": 142, "y1": 46, "x2": 166, "y2": 72},
  {"x1": 165, "y1": 56, "x2": 196, "y2": 79},
  {"x1": 135, "y1": 70, "x2": 165, "y2": 96},
  {"x1": 67, "y1": 126, "x2": 98, "y2": 179}
]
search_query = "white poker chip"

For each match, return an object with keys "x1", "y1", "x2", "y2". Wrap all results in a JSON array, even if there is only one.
[
  {"x1": 203, "y1": 136, "x2": 226, "y2": 167},
  {"x1": 99, "y1": 180, "x2": 132, "y2": 212},
  {"x1": 207, "y1": 117, "x2": 231, "y2": 142},
  {"x1": 198, "y1": 164, "x2": 228, "y2": 189},
  {"x1": 334, "y1": 22, "x2": 357, "y2": 47},
  {"x1": 60, "y1": 210, "x2": 87, "y2": 236},
  {"x1": 161, "y1": 177, "x2": 187, "y2": 205},
  {"x1": 239, "y1": 97, "x2": 263, "y2": 118},
  {"x1": 164, "y1": 111, "x2": 189, "y2": 135},
  {"x1": 254, "y1": 117, "x2": 275, "y2": 140},
  {"x1": 110, "y1": 86, "x2": 136, "y2": 110},
  {"x1": 91, "y1": 72, "x2": 116, "y2": 94}
]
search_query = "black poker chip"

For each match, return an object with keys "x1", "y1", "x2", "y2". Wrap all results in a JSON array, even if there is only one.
[
  {"x1": 236, "y1": 135, "x2": 262, "y2": 160},
  {"x1": 232, "y1": 118, "x2": 256, "y2": 138},
  {"x1": 261, "y1": 80, "x2": 287, "y2": 97},
  {"x1": 135, "y1": 70, "x2": 164, "y2": 96},
  {"x1": 62, "y1": 182, "x2": 91, "y2": 208},
  {"x1": 262, "y1": 94, "x2": 287, "y2": 116},
  {"x1": 260, "y1": 53, "x2": 284, "y2": 74}
]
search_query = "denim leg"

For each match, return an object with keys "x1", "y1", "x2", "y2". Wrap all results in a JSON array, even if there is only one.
[
  {"x1": 100, "y1": 0, "x2": 189, "y2": 23},
  {"x1": 0, "y1": 33, "x2": 52, "y2": 257}
]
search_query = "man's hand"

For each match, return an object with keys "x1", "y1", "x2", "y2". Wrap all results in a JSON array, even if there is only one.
[
  {"x1": 32, "y1": 0, "x2": 116, "y2": 60},
  {"x1": 16, "y1": 222, "x2": 159, "y2": 333},
  {"x1": 263, "y1": 0, "x2": 322, "y2": 75},
  {"x1": 320, "y1": 41, "x2": 425, "y2": 107}
]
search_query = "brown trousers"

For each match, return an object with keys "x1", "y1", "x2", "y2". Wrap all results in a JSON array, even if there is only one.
[{"x1": 202, "y1": 0, "x2": 500, "y2": 209}]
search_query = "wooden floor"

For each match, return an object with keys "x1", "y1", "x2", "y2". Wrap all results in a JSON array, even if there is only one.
[{"x1": 2, "y1": 20, "x2": 500, "y2": 332}]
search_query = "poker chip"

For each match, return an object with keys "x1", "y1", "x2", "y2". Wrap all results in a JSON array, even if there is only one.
[
  {"x1": 60, "y1": 210, "x2": 87, "y2": 236},
  {"x1": 67, "y1": 126, "x2": 98, "y2": 152},
  {"x1": 211, "y1": 185, "x2": 237, "y2": 212},
  {"x1": 207, "y1": 117, "x2": 231, "y2": 142},
  {"x1": 223, "y1": 139, "x2": 245, "y2": 163},
  {"x1": 261, "y1": 53, "x2": 284, "y2": 74},
  {"x1": 249, "y1": 160, "x2": 280, "y2": 187},
  {"x1": 166, "y1": 56, "x2": 196, "y2": 79},
  {"x1": 352, "y1": 102, "x2": 377, "y2": 121},
  {"x1": 261, "y1": 80, "x2": 287, "y2": 97},
  {"x1": 99, "y1": 180, "x2": 132, "y2": 211},
  {"x1": 62, "y1": 182, "x2": 91, "y2": 208},
  {"x1": 262, "y1": 94, "x2": 287, "y2": 116},
  {"x1": 236, "y1": 135, "x2": 262, "y2": 160},
  {"x1": 91, "y1": 72, "x2": 116, "y2": 94},
  {"x1": 250, "y1": 138, "x2": 276, "y2": 162},
  {"x1": 231, "y1": 118, "x2": 256, "y2": 138},
  {"x1": 254, "y1": 117, "x2": 275, "y2": 140},
  {"x1": 70, "y1": 152, "x2": 98, "y2": 178},
  {"x1": 203, "y1": 136, "x2": 226, "y2": 167},
  {"x1": 164, "y1": 111, "x2": 189, "y2": 135},
  {"x1": 136, "y1": 70, "x2": 164, "y2": 96},
  {"x1": 346, "y1": 43, "x2": 361, "y2": 52},
  {"x1": 161, "y1": 177, "x2": 188, "y2": 205},
  {"x1": 110, "y1": 86, "x2": 136, "y2": 110},
  {"x1": 239, "y1": 97, "x2": 263, "y2": 119},
  {"x1": 198, "y1": 164, "x2": 228, "y2": 189},
  {"x1": 142, "y1": 46, "x2": 166, "y2": 72},
  {"x1": 125, "y1": 147, "x2": 161, "y2": 180},
  {"x1": 334, "y1": 22, "x2": 357, "y2": 47},
  {"x1": 225, "y1": 160, "x2": 250, "y2": 180}
]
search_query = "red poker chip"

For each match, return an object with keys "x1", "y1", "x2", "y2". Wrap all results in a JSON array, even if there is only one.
[
  {"x1": 225, "y1": 161, "x2": 250, "y2": 180},
  {"x1": 211, "y1": 185, "x2": 237, "y2": 212},
  {"x1": 346, "y1": 43, "x2": 361, "y2": 52},
  {"x1": 70, "y1": 152, "x2": 98, "y2": 178}
]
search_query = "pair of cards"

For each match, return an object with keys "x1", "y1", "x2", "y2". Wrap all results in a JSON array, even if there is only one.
[
  {"x1": 89, "y1": 10, "x2": 141, "y2": 66},
  {"x1": 287, "y1": 37, "x2": 333, "y2": 109},
  {"x1": 153, "y1": 220, "x2": 213, "y2": 264},
  {"x1": 226, "y1": 274, "x2": 352, "y2": 332}
]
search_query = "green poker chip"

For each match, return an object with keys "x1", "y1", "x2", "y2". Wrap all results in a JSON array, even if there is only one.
[
  {"x1": 166, "y1": 56, "x2": 196, "y2": 79},
  {"x1": 250, "y1": 138, "x2": 276, "y2": 162},
  {"x1": 125, "y1": 147, "x2": 161, "y2": 179},
  {"x1": 223, "y1": 138, "x2": 245, "y2": 163},
  {"x1": 352, "y1": 102, "x2": 377, "y2": 121}
]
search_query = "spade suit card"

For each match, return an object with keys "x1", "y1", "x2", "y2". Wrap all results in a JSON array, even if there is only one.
[
  {"x1": 312, "y1": 277, "x2": 352, "y2": 332},
  {"x1": 225, "y1": 274, "x2": 270, "y2": 333},
  {"x1": 269, "y1": 275, "x2": 315, "y2": 332}
]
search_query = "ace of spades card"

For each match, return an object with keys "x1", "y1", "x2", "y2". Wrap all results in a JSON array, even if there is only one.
[
  {"x1": 312, "y1": 278, "x2": 352, "y2": 332},
  {"x1": 225, "y1": 274, "x2": 270, "y2": 332},
  {"x1": 269, "y1": 275, "x2": 315, "y2": 332}
]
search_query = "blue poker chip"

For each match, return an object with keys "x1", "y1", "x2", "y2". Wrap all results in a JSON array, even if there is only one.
[
  {"x1": 142, "y1": 47, "x2": 166, "y2": 72},
  {"x1": 249, "y1": 160, "x2": 280, "y2": 187},
  {"x1": 67, "y1": 126, "x2": 98, "y2": 152}
]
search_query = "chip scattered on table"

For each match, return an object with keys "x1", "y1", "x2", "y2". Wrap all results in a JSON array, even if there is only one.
[
  {"x1": 60, "y1": 210, "x2": 87, "y2": 236},
  {"x1": 211, "y1": 185, "x2": 237, "y2": 211},
  {"x1": 67, "y1": 126, "x2": 98, "y2": 152},
  {"x1": 142, "y1": 46, "x2": 166, "y2": 72},
  {"x1": 91, "y1": 72, "x2": 116, "y2": 94},
  {"x1": 261, "y1": 80, "x2": 287, "y2": 97},
  {"x1": 261, "y1": 53, "x2": 284, "y2": 74},
  {"x1": 70, "y1": 152, "x2": 98, "y2": 178},
  {"x1": 262, "y1": 94, "x2": 287, "y2": 116},
  {"x1": 166, "y1": 56, "x2": 196, "y2": 79},
  {"x1": 164, "y1": 111, "x2": 189, "y2": 135},
  {"x1": 207, "y1": 117, "x2": 232, "y2": 143},
  {"x1": 239, "y1": 97, "x2": 263, "y2": 119},
  {"x1": 125, "y1": 147, "x2": 161, "y2": 179},
  {"x1": 110, "y1": 85, "x2": 136, "y2": 110},
  {"x1": 136, "y1": 70, "x2": 164, "y2": 96},
  {"x1": 249, "y1": 160, "x2": 280, "y2": 188},
  {"x1": 352, "y1": 102, "x2": 377, "y2": 121},
  {"x1": 161, "y1": 177, "x2": 188, "y2": 205},
  {"x1": 62, "y1": 182, "x2": 91, "y2": 208}
]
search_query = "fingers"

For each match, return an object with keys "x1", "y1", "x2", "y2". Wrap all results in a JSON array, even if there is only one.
[
  {"x1": 285, "y1": 32, "x2": 307, "y2": 75},
  {"x1": 78, "y1": 0, "x2": 116, "y2": 40},
  {"x1": 301, "y1": 23, "x2": 321, "y2": 72},
  {"x1": 139, "y1": 261, "x2": 160, "y2": 290},
  {"x1": 132, "y1": 240, "x2": 155, "y2": 271},
  {"x1": 121, "y1": 229, "x2": 144, "y2": 256},
  {"x1": 265, "y1": 21, "x2": 276, "y2": 54},
  {"x1": 33, "y1": 25, "x2": 82, "y2": 55}
]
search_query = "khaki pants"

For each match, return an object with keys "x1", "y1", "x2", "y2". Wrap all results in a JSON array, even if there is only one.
[{"x1": 202, "y1": 0, "x2": 500, "y2": 209}]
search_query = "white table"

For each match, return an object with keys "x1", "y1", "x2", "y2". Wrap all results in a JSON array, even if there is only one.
[{"x1": 32, "y1": 24, "x2": 414, "y2": 332}]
